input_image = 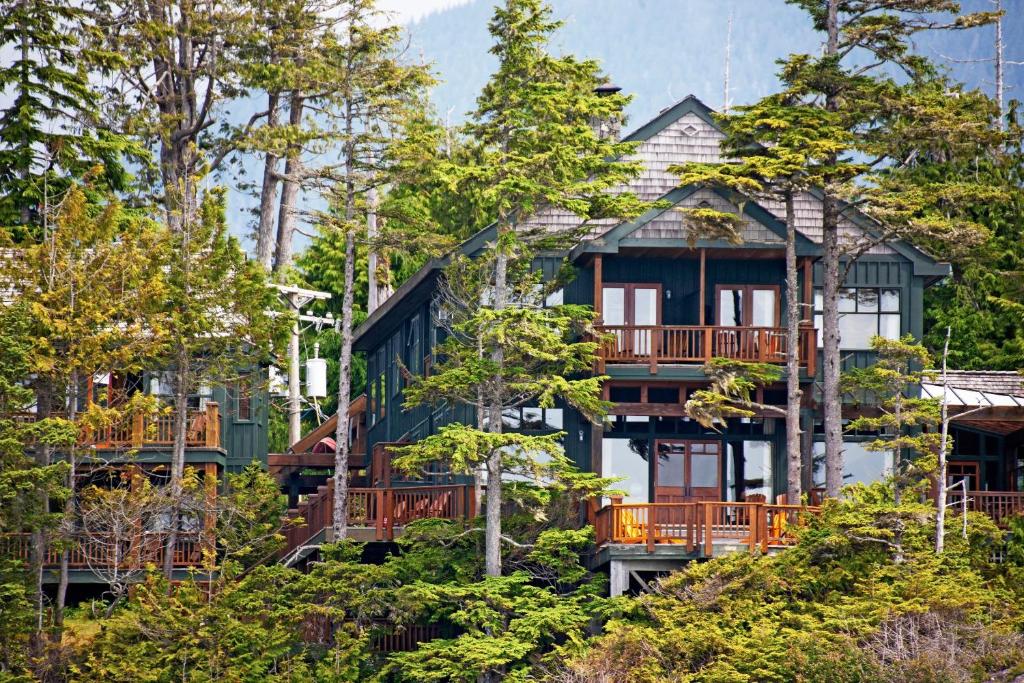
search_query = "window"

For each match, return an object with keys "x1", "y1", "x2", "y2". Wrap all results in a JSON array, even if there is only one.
[
  {"x1": 602, "y1": 438, "x2": 650, "y2": 503},
  {"x1": 813, "y1": 287, "x2": 900, "y2": 349},
  {"x1": 716, "y1": 285, "x2": 779, "y2": 327},
  {"x1": 813, "y1": 441, "x2": 895, "y2": 486},
  {"x1": 726, "y1": 440, "x2": 773, "y2": 501},
  {"x1": 234, "y1": 378, "x2": 252, "y2": 421}
]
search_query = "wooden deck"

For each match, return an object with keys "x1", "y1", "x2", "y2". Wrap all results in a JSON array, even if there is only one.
[
  {"x1": 281, "y1": 479, "x2": 477, "y2": 561},
  {"x1": 593, "y1": 500, "x2": 821, "y2": 556},
  {"x1": 947, "y1": 490, "x2": 1024, "y2": 526},
  {"x1": 0, "y1": 532, "x2": 208, "y2": 569},
  {"x1": 596, "y1": 325, "x2": 816, "y2": 374}
]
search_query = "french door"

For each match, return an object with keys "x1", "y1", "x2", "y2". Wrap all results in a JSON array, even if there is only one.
[
  {"x1": 602, "y1": 283, "x2": 661, "y2": 355},
  {"x1": 716, "y1": 285, "x2": 781, "y2": 359},
  {"x1": 654, "y1": 440, "x2": 722, "y2": 503}
]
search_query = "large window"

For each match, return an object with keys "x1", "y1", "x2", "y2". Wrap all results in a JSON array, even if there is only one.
[
  {"x1": 812, "y1": 440, "x2": 895, "y2": 487},
  {"x1": 717, "y1": 285, "x2": 779, "y2": 327},
  {"x1": 813, "y1": 287, "x2": 900, "y2": 349},
  {"x1": 726, "y1": 440, "x2": 773, "y2": 501},
  {"x1": 602, "y1": 438, "x2": 650, "y2": 503}
]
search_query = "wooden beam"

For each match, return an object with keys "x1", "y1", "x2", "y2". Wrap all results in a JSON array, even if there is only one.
[
  {"x1": 593, "y1": 254, "x2": 603, "y2": 322},
  {"x1": 802, "y1": 257, "x2": 812, "y2": 322},
  {"x1": 699, "y1": 248, "x2": 706, "y2": 326}
]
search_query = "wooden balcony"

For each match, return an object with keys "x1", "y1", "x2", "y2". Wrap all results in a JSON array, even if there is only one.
[
  {"x1": 82, "y1": 403, "x2": 221, "y2": 450},
  {"x1": 946, "y1": 490, "x2": 1024, "y2": 527},
  {"x1": 593, "y1": 500, "x2": 821, "y2": 556},
  {"x1": 0, "y1": 532, "x2": 206, "y2": 569},
  {"x1": 281, "y1": 479, "x2": 476, "y2": 559},
  {"x1": 596, "y1": 325, "x2": 817, "y2": 375}
]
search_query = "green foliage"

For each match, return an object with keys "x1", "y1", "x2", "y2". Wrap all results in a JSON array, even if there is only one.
[
  {"x1": 843, "y1": 336, "x2": 942, "y2": 492},
  {"x1": 564, "y1": 492, "x2": 1024, "y2": 682},
  {"x1": 685, "y1": 358, "x2": 783, "y2": 428},
  {"x1": 216, "y1": 462, "x2": 290, "y2": 571},
  {"x1": 0, "y1": 0, "x2": 136, "y2": 233}
]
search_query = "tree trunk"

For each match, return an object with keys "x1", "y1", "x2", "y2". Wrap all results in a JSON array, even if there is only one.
[
  {"x1": 936, "y1": 327, "x2": 952, "y2": 553},
  {"x1": 784, "y1": 190, "x2": 803, "y2": 502},
  {"x1": 995, "y1": 0, "x2": 1005, "y2": 131},
  {"x1": 484, "y1": 219, "x2": 510, "y2": 578},
  {"x1": 332, "y1": 97, "x2": 358, "y2": 541},
  {"x1": 29, "y1": 380, "x2": 53, "y2": 659},
  {"x1": 55, "y1": 370, "x2": 79, "y2": 633},
  {"x1": 332, "y1": 228, "x2": 355, "y2": 541},
  {"x1": 164, "y1": 353, "x2": 190, "y2": 580},
  {"x1": 822, "y1": 0, "x2": 844, "y2": 499},
  {"x1": 255, "y1": 92, "x2": 281, "y2": 270},
  {"x1": 273, "y1": 92, "x2": 303, "y2": 274},
  {"x1": 367, "y1": 186, "x2": 382, "y2": 314}
]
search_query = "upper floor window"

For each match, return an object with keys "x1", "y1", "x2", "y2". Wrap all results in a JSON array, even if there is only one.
[
  {"x1": 813, "y1": 287, "x2": 900, "y2": 350},
  {"x1": 234, "y1": 378, "x2": 252, "y2": 421},
  {"x1": 716, "y1": 285, "x2": 779, "y2": 327}
]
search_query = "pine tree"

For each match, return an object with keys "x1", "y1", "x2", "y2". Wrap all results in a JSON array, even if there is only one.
[
  {"x1": 404, "y1": 0, "x2": 647, "y2": 577},
  {"x1": 673, "y1": 100, "x2": 852, "y2": 501},
  {"x1": 156, "y1": 188, "x2": 284, "y2": 578},
  {"x1": 782, "y1": 0, "x2": 1002, "y2": 498},
  {"x1": 0, "y1": 0, "x2": 132, "y2": 232}
]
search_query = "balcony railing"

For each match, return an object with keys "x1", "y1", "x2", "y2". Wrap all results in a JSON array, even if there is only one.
[
  {"x1": 0, "y1": 532, "x2": 206, "y2": 569},
  {"x1": 946, "y1": 490, "x2": 1024, "y2": 526},
  {"x1": 81, "y1": 403, "x2": 221, "y2": 449},
  {"x1": 593, "y1": 500, "x2": 821, "y2": 555},
  {"x1": 282, "y1": 479, "x2": 477, "y2": 555},
  {"x1": 595, "y1": 325, "x2": 817, "y2": 374}
]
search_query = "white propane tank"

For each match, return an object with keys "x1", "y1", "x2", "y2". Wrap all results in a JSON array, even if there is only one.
[
  {"x1": 268, "y1": 366, "x2": 288, "y2": 396},
  {"x1": 305, "y1": 343, "x2": 328, "y2": 398}
]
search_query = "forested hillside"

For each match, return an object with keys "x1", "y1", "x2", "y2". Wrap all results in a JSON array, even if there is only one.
[{"x1": 406, "y1": 0, "x2": 1024, "y2": 125}]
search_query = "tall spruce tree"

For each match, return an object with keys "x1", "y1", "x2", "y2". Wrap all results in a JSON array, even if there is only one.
[
  {"x1": 156, "y1": 189, "x2": 284, "y2": 579},
  {"x1": 0, "y1": 0, "x2": 132, "y2": 232},
  {"x1": 782, "y1": 0, "x2": 1001, "y2": 498},
  {"x1": 401, "y1": 0, "x2": 647, "y2": 577},
  {"x1": 673, "y1": 101, "x2": 852, "y2": 501},
  {"x1": 298, "y1": 0, "x2": 433, "y2": 541}
]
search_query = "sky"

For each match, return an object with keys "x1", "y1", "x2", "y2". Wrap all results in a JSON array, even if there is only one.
[{"x1": 378, "y1": 0, "x2": 474, "y2": 23}]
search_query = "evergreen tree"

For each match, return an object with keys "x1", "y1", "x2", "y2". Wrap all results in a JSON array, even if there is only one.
[
  {"x1": 3, "y1": 185, "x2": 168, "y2": 650},
  {"x1": 156, "y1": 188, "x2": 284, "y2": 579},
  {"x1": 430, "y1": 0, "x2": 647, "y2": 577},
  {"x1": 781, "y1": 0, "x2": 1002, "y2": 498},
  {"x1": 674, "y1": 101, "x2": 851, "y2": 501},
  {"x1": 0, "y1": 0, "x2": 132, "y2": 232}
]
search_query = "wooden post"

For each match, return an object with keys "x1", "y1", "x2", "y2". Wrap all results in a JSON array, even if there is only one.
[
  {"x1": 205, "y1": 402, "x2": 220, "y2": 448},
  {"x1": 375, "y1": 488, "x2": 384, "y2": 541},
  {"x1": 748, "y1": 503, "x2": 758, "y2": 552},
  {"x1": 132, "y1": 412, "x2": 144, "y2": 447},
  {"x1": 646, "y1": 506, "x2": 656, "y2": 553},
  {"x1": 704, "y1": 327, "x2": 714, "y2": 363},
  {"x1": 385, "y1": 488, "x2": 395, "y2": 541},
  {"x1": 704, "y1": 502, "x2": 713, "y2": 557},
  {"x1": 593, "y1": 254, "x2": 603, "y2": 322},
  {"x1": 699, "y1": 248, "x2": 707, "y2": 326}
]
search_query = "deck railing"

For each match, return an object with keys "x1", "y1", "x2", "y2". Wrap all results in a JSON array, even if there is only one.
[
  {"x1": 946, "y1": 490, "x2": 1024, "y2": 526},
  {"x1": 282, "y1": 480, "x2": 477, "y2": 554},
  {"x1": 0, "y1": 532, "x2": 206, "y2": 569},
  {"x1": 81, "y1": 403, "x2": 221, "y2": 449},
  {"x1": 595, "y1": 325, "x2": 817, "y2": 374},
  {"x1": 594, "y1": 501, "x2": 821, "y2": 555}
]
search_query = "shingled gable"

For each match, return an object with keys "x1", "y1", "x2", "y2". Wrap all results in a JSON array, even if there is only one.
[{"x1": 354, "y1": 92, "x2": 950, "y2": 347}]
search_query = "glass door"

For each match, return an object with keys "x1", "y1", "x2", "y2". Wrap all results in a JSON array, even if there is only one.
[
  {"x1": 603, "y1": 284, "x2": 661, "y2": 356},
  {"x1": 655, "y1": 440, "x2": 722, "y2": 502}
]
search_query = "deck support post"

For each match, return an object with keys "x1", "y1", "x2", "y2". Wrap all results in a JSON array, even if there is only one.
[
  {"x1": 609, "y1": 559, "x2": 629, "y2": 597},
  {"x1": 699, "y1": 248, "x2": 707, "y2": 326}
]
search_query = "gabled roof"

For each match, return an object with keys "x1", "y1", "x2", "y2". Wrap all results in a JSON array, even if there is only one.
[
  {"x1": 354, "y1": 93, "x2": 950, "y2": 347},
  {"x1": 622, "y1": 94, "x2": 719, "y2": 144},
  {"x1": 573, "y1": 184, "x2": 821, "y2": 258}
]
